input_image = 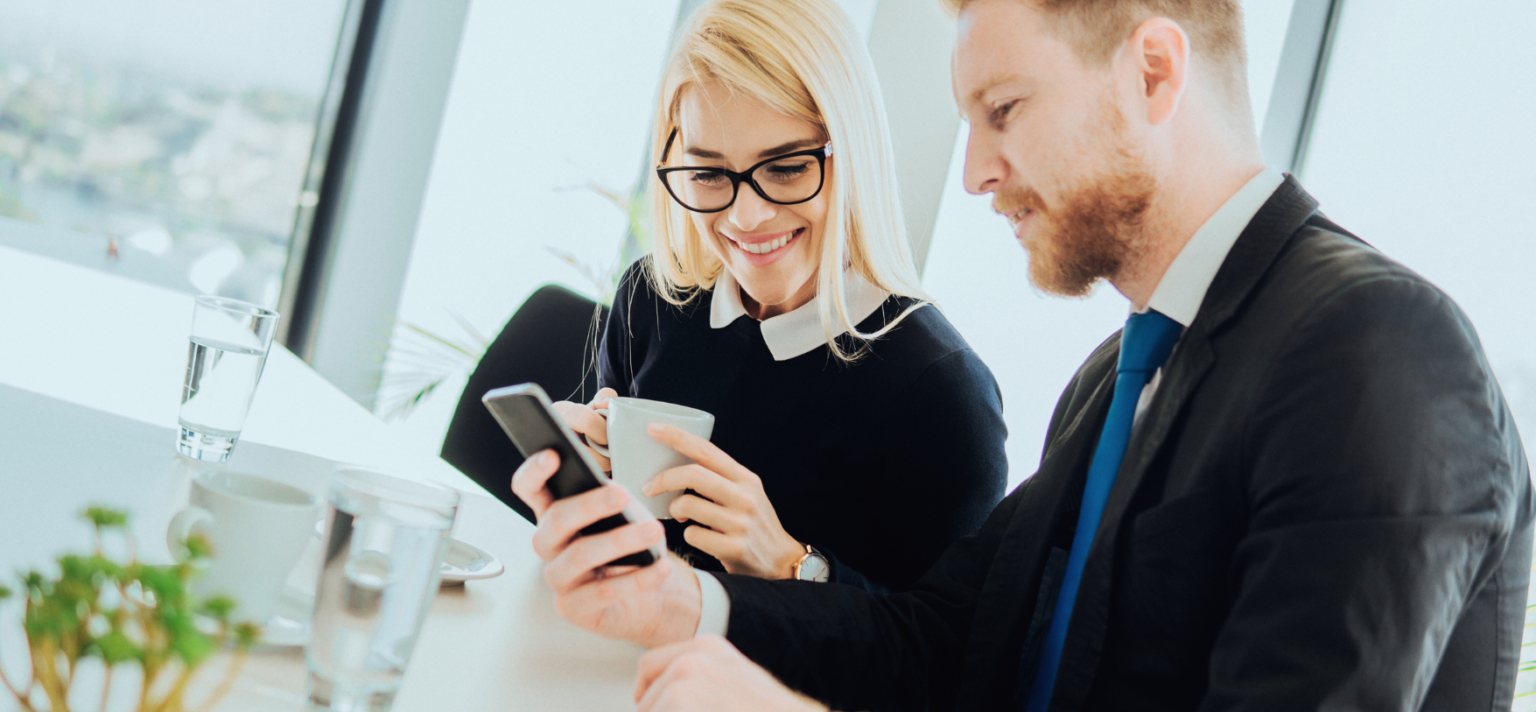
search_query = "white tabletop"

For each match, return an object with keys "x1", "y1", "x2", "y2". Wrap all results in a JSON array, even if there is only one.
[{"x1": 0, "y1": 245, "x2": 643, "y2": 711}]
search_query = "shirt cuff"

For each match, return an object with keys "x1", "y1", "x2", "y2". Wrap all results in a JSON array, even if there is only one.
[{"x1": 694, "y1": 570, "x2": 731, "y2": 638}]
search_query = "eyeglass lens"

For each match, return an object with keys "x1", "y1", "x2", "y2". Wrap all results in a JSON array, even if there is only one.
[{"x1": 663, "y1": 155, "x2": 823, "y2": 212}]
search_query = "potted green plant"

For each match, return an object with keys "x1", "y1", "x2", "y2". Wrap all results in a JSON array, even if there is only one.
[{"x1": 0, "y1": 507, "x2": 258, "y2": 712}]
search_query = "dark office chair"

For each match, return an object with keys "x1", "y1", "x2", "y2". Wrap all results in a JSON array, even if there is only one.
[{"x1": 441, "y1": 284, "x2": 607, "y2": 521}]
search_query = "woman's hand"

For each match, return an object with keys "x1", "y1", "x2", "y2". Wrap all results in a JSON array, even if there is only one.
[
  {"x1": 552, "y1": 387, "x2": 618, "y2": 472},
  {"x1": 642, "y1": 424, "x2": 806, "y2": 580}
]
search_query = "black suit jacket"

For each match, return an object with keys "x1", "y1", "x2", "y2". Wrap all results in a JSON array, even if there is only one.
[{"x1": 715, "y1": 178, "x2": 1534, "y2": 711}]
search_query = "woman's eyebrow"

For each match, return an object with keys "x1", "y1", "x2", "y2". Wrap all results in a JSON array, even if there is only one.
[
  {"x1": 756, "y1": 139, "x2": 822, "y2": 158},
  {"x1": 683, "y1": 146, "x2": 725, "y2": 159},
  {"x1": 682, "y1": 139, "x2": 824, "y2": 162}
]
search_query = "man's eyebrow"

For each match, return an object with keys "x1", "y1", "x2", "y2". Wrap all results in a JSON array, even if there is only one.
[
  {"x1": 968, "y1": 74, "x2": 1018, "y2": 107},
  {"x1": 682, "y1": 139, "x2": 824, "y2": 162}
]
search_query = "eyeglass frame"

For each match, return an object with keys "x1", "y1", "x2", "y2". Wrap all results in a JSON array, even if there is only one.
[{"x1": 654, "y1": 128, "x2": 834, "y2": 214}]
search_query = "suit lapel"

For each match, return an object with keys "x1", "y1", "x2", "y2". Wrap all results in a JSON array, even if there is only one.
[
  {"x1": 1046, "y1": 177, "x2": 1324, "y2": 710},
  {"x1": 956, "y1": 344, "x2": 1119, "y2": 709}
]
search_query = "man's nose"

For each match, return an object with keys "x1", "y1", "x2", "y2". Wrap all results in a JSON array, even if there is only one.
[{"x1": 961, "y1": 125, "x2": 1005, "y2": 196}]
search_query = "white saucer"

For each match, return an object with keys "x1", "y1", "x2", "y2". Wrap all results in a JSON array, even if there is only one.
[
  {"x1": 310, "y1": 521, "x2": 504, "y2": 586},
  {"x1": 440, "y1": 537, "x2": 504, "y2": 586},
  {"x1": 250, "y1": 585, "x2": 314, "y2": 649}
]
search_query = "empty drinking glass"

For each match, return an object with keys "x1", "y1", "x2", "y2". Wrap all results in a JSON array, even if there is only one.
[
  {"x1": 177, "y1": 295, "x2": 278, "y2": 462},
  {"x1": 307, "y1": 468, "x2": 460, "y2": 712}
]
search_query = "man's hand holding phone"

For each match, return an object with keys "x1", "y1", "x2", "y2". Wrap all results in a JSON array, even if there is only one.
[{"x1": 512, "y1": 449, "x2": 704, "y2": 648}]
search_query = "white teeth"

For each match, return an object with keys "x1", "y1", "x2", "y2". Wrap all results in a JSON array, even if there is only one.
[{"x1": 737, "y1": 233, "x2": 792, "y2": 255}]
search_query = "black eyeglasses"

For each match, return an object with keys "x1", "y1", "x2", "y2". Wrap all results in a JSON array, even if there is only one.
[{"x1": 655, "y1": 128, "x2": 833, "y2": 213}]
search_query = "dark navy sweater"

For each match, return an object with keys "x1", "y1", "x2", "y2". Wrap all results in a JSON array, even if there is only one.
[{"x1": 598, "y1": 260, "x2": 1008, "y2": 592}]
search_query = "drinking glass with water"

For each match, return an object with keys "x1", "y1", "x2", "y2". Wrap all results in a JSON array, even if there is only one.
[
  {"x1": 177, "y1": 295, "x2": 278, "y2": 462},
  {"x1": 308, "y1": 468, "x2": 460, "y2": 712}
]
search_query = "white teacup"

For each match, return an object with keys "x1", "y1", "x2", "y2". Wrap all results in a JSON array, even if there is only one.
[
  {"x1": 589, "y1": 397, "x2": 715, "y2": 519},
  {"x1": 166, "y1": 470, "x2": 320, "y2": 624}
]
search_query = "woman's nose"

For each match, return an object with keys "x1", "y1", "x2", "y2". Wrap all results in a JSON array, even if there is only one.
[{"x1": 725, "y1": 184, "x2": 777, "y2": 232}]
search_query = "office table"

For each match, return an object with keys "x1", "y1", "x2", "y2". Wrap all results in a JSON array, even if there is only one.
[{"x1": 0, "y1": 245, "x2": 643, "y2": 711}]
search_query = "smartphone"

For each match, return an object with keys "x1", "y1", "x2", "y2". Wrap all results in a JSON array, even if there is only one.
[{"x1": 481, "y1": 383, "x2": 661, "y2": 568}]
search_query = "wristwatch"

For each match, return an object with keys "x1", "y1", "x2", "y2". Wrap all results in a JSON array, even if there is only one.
[{"x1": 792, "y1": 544, "x2": 830, "y2": 583}]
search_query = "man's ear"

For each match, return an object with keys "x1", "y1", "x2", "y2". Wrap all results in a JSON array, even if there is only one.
[{"x1": 1127, "y1": 17, "x2": 1189, "y2": 126}]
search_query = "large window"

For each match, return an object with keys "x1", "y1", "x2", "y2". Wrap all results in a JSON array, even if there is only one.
[
  {"x1": 1301, "y1": 0, "x2": 1536, "y2": 459},
  {"x1": 0, "y1": 0, "x2": 348, "y2": 307}
]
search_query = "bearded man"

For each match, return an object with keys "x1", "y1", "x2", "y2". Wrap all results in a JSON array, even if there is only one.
[{"x1": 509, "y1": 0, "x2": 1533, "y2": 709}]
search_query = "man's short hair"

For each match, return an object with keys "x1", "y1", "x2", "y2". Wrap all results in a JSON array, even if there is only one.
[{"x1": 943, "y1": 0, "x2": 1249, "y2": 106}]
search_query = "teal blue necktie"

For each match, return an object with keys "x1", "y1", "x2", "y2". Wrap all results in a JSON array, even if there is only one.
[{"x1": 1023, "y1": 309, "x2": 1183, "y2": 711}]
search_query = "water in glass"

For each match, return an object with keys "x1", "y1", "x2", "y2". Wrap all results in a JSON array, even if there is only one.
[
  {"x1": 307, "y1": 471, "x2": 457, "y2": 711},
  {"x1": 176, "y1": 295, "x2": 277, "y2": 462},
  {"x1": 178, "y1": 337, "x2": 267, "y2": 457}
]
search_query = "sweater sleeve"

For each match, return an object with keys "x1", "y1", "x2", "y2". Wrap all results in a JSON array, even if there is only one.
[
  {"x1": 824, "y1": 348, "x2": 1010, "y2": 592},
  {"x1": 722, "y1": 480, "x2": 1023, "y2": 712}
]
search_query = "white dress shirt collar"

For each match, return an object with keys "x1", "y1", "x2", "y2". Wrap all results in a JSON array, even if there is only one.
[
  {"x1": 1142, "y1": 167, "x2": 1286, "y2": 326},
  {"x1": 709, "y1": 268, "x2": 891, "y2": 361}
]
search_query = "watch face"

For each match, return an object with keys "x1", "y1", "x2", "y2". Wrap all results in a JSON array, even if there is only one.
[{"x1": 799, "y1": 553, "x2": 830, "y2": 583}]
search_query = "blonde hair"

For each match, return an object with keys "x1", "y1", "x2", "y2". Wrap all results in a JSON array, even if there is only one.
[{"x1": 646, "y1": 0, "x2": 930, "y2": 362}]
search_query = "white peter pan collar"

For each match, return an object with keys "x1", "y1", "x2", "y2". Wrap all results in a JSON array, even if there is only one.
[
  {"x1": 1141, "y1": 167, "x2": 1286, "y2": 326},
  {"x1": 709, "y1": 268, "x2": 891, "y2": 361}
]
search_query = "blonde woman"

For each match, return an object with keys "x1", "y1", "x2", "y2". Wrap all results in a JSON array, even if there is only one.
[{"x1": 544, "y1": 0, "x2": 1006, "y2": 593}]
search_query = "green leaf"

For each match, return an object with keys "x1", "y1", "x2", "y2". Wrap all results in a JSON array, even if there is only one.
[
  {"x1": 25, "y1": 598, "x2": 76, "y2": 637},
  {"x1": 82, "y1": 506, "x2": 130, "y2": 528},
  {"x1": 135, "y1": 565, "x2": 186, "y2": 605},
  {"x1": 233, "y1": 621, "x2": 261, "y2": 649},
  {"x1": 0, "y1": 584, "x2": 11, "y2": 599},
  {"x1": 200, "y1": 596, "x2": 236, "y2": 622},
  {"x1": 58, "y1": 554, "x2": 95, "y2": 583},
  {"x1": 182, "y1": 532, "x2": 215, "y2": 561},
  {"x1": 94, "y1": 630, "x2": 142, "y2": 665},
  {"x1": 171, "y1": 628, "x2": 216, "y2": 666},
  {"x1": 90, "y1": 555, "x2": 126, "y2": 580}
]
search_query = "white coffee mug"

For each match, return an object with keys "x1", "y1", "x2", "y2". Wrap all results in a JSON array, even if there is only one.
[
  {"x1": 588, "y1": 397, "x2": 715, "y2": 519},
  {"x1": 166, "y1": 470, "x2": 320, "y2": 624}
]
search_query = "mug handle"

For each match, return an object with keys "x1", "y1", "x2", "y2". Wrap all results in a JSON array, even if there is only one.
[
  {"x1": 166, "y1": 506, "x2": 214, "y2": 562},
  {"x1": 581, "y1": 407, "x2": 612, "y2": 459}
]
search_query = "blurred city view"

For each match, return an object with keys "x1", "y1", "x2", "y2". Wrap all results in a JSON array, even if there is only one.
[{"x1": 0, "y1": 0, "x2": 347, "y2": 308}]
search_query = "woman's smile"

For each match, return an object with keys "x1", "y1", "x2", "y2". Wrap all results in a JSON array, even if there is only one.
[{"x1": 724, "y1": 227, "x2": 804, "y2": 267}]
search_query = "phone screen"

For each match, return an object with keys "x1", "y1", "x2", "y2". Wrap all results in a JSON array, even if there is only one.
[
  {"x1": 485, "y1": 388, "x2": 605, "y2": 500},
  {"x1": 482, "y1": 384, "x2": 658, "y2": 567}
]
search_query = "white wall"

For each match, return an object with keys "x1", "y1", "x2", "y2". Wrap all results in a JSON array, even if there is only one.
[
  {"x1": 378, "y1": 0, "x2": 682, "y2": 456},
  {"x1": 922, "y1": 0, "x2": 1300, "y2": 490}
]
